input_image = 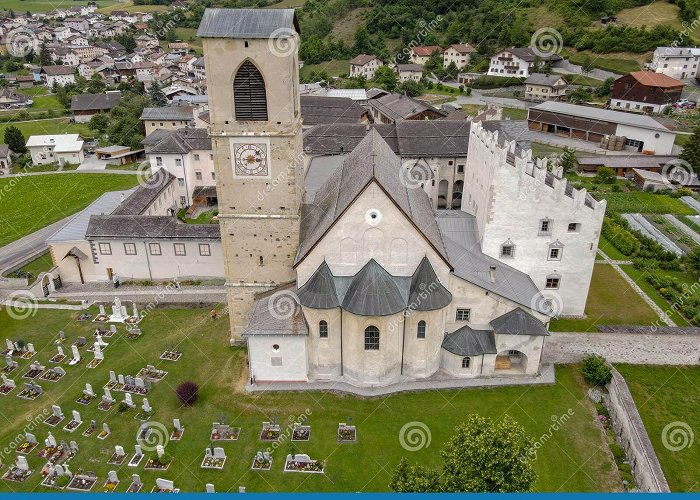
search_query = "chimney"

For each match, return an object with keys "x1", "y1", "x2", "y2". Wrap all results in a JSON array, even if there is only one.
[
  {"x1": 119, "y1": 193, "x2": 125, "y2": 203},
  {"x1": 489, "y1": 265, "x2": 497, "y2": 283}
]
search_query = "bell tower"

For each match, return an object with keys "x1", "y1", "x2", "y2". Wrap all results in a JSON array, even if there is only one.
[{"x1": 198, "y1": 8, "x2": 303, "y2": 340}]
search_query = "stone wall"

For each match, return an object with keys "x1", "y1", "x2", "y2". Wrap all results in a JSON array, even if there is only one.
[{"x1": 604, "y1": 367, "x2": 670, "y2": 492}]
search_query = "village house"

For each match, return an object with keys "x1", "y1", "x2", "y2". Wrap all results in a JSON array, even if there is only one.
[
  {"x1": 650, "y1": 46, "x2": 700, "y2": 80},
  {"x1": 41, "y1": 65, "x2": 76, "y2": 86},
  {"x1": 443, "y1": 43, "x2": 475, "y2": 69},
  {"x1": 487, "y1": 47, "x2": 562, "y2": 77},
  {"x1": 348, "y1": 54, "x2": 383, "y2": 79},
  {"x1": 523, "y1": 73, "x2": 568, "y2": 101},
  {"x1": 0, "y1": 144, "x2": 11, "y2": 175},
  {"x1": 368, "y1": 92, "x2": 447, "y2": 124},
  {"x1": 395, "y1": 63, "x2": 423, "y2": 82},
  {"x1": 140, "y1": 106, "x2": 195, "y2": 135},
  {"x1": 26, "y1": 134, "x2": 84, "y2": 166},
  {"x1": 610, "y1": 71, "x2": 685, "y2": 113},
  {"x1": 70, "y1": 91, "x2": 121, "y2": 122},
  {"x1": 409, "y1": 45, "x2": 443, "y2": 65}
]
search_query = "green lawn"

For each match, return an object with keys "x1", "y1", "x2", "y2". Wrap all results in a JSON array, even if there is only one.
[
  {"x1": 30, "y1": 94, "x2": 63, "y2": 111},
  {"x1": 1, "y1": 0, "x2": 120, "y2": 12},
  {"x1": 597, "y1": 234, "x2": 628, "y2": 261},
  {"x1": 0, "y1": 118, "x2": 93, "y2": 139},
  {"x1": 596, "y1": 192, "x2": 695, "y2": 215},
  {"x1": 618, "y1": 265, "x2": 690, "y2": 326},
  {"x1": 616, "y1": 364, "x2": 700, "y2": 491},
  {"x1": 561, "y1": 74, "x2": 604, "y2": 87},
  {"x1": 300, "y1": 59, "x2": 350, "y2": 79},
  {"x1": 97, "y1": 1, "x2": 169, "y2": 13},
  {"x1": 0, "y1": 305, "x2": 621, "y2": 492},
  {"x1": 550, "y1": 263, "x2": 658, "y2": 331},
  {"x1": 565, "y1": 51, "x2": 641, "y2": 75},
  {"x1": 0, "y1": 173, "x2": 138, "y2": 247},
  {"x1": 2, "y1": 251, "x2": 54, "y2": 281},
  {"x1": 502, "y1": 107, "x2": 527, "y2": 120}
]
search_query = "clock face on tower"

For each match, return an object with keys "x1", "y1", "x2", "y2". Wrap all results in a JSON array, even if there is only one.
[{"x1": 233, "y1": 142, "x2": 269, "y2": 177}]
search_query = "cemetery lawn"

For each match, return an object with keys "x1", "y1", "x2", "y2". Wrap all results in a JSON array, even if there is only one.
[
  {"x1": 615, "y1": 364, "x2": 700, "y2": 491},
  {"x1": 0, "y1": 173, "x2": 139, "y2": 247},
  {"x1": 0, "y1": 305, "x2": 621, "y2": 492},
  {"x1": 550, "y1": 264, "x2": 658, "y2": 331},
  {"x1": 2, "y1": 251, "x2": 53, "y2": 280}
]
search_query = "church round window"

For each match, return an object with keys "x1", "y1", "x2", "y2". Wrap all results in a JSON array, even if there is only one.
[
  {"x1": 272, "y1": 344, "x2": 280, "y2": 351},
  {"x1": 365, "y1": 209, "x2": 382, "y2": 226}
]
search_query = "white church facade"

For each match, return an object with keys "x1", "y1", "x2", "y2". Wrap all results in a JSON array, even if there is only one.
[{"x1": 198, "y1": 8, "x2": 605, "y2": 388}]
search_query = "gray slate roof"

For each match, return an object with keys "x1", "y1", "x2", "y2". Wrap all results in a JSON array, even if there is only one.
[
  {"x1": 442, "y1": 326, "x2": 497, "y2": 356},
  {"x1": 244, "y1": 286, "x2": 308, "y2": 336},
  {"x1": 369, "y1": 92, "x2": 446, "y2": 122},
  {"x1": 111, "y1": 169, "x2": 175, "y2": 216},
  {"x1": 296, "y1": 129, "x2": 449, "y2": 267},
  {"x1": 490, "y1": 308, "x2": 549, "y2": 336},
  {"x1": 303, "y1": 121, "x2": 471, "y2": 157},
  {"x1": 300, "y1": 95, "x2": 367, "y2": 126},
  {"x1": 436, "y1": 211, "x2": 548, "y2": 314},
  {"x1": 525, "y1": 73, "x2": 566, "y2": 87},
  {"x1": 296, "y1": 261, "x2": 340, "y2": 309},
  {"x1": 0, "y1": 144, "x2": 9, "y2": 158},
  {"x1": 86, "y1": 215, "x2": 220, "y2": 239},
  {"x1": 505, "y1": 47, "x2": 562, "y2": 62},
  {"x1": 147, "y1": 127, "x2": 211, "y2": 154},
  {"x1": 408, "y1": 256, "x2": 452, "y2": 311},
  {"x1": 481, "y1": 120, "x2": 531, "y2": 151},
  {"x1": 140, "y1": 106, "x2": 194, "y2": 122},
  {"x1": 70, "y1": 92, "x2": 121, "y2": 112},
  {"x1": 197, "y1": 8, "x2": 299, "y2": 38},
  {"x1": 341, "y1": 259, "x2": 406, "y2": 316}
]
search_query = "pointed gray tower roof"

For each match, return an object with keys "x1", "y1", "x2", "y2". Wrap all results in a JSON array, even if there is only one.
[
  {"x1": 297, "y1": 261, "x2": 340, "y2": 309},
  {"x1": 341, "y1": 259, "x2": 406, "y2": 316},
  {"x1": 490, "y1": 308, "x2": 549, "y2": 336},
  {"x1": 407, "y1": 257, "x2": 452, "y2": 311},
  {"x1": 197, "y1": 8, "x2": 299, "y2": 38}
]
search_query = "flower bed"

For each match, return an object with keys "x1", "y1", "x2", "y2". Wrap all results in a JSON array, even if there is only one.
[
  {"x1": 87, "y1": 358, "x2": 103, "y2": 369},
  {"x1": 103, "y1": 479, "x2": 119, "y2": 492},
  {"x1": 92, "y1": 313, "x2": 109, "y2": 323},
  {"x1": 200, "y1": 456, "x2": 226, "y2": 470},
  {"x1": 210, "y1": 425, "x2": 240, "y2": 441},
  {"x1": 251, "y1": 455, "x2": 272, "y2": 471},
  {"x1": 66, "y1": 475, "x2": 97, "y2": 491},
  {"x1": 22, "y1": 368, "x2": 44, "y2": 379},
  {"x1": 0, "y1": 383, "x2": 15, "y2": 395},
  {"x1": 41, "y1": 473, "x2": 69, "y2": 489},
  {"x1": 159, "y1": 350, "x2": 182, "y2": 362},
  {"x1": 98, "y1": 400, "x2": 115, "y2": 411},
  {"x1": 62, "y1": 419, "x2": 82, "y2": 432},
  {"x1": 49, "y1": 354, "x2": 66, "y2": 363},
  {"x1": 17, "y1": 388, "x2": 41, "y2": 400},
  {"x1": 144, "y1": 454, "x2": 172, "y2": 471},
  {"x1": 17, "y1": 440, "x2": 38, "y2": 454},
  {"x1": 170, "y1": 429, "x2": 184, "y2": 441},
  {"x1": 259, "y1": 425, "x2": 281, "y2": 442},
  {"x1": 127, "y1": 481, "x2": 142, "y2": 493},
  {"x1": 39, "y1": 371, "x2": 65, "y2": 382},
  {"x1": 38, "y1": 446, "x2": 57, "y2": 458},
  {"x1": 3, "y1": 364, "x2": 17, "y2": 374},
  {"x1": 137, "y1": 366, "x2": 167, "y2": 381},
  {"x1": 292, "y1": 425, "x2": 311, "y2": 441},
  {"x1": 2, "y1": 467, "x2": 33, "y2": 482},
  {"x1": 77, "y1": 313, "x2": 92, "y2": 322},
  {"x1": 107, "y1": 452, "x2": 127, "y2": 465},
  {"x1": 76, "y1": 393, "x2": 93, "y2": 405},
  {"x1": 283, "y1": 455, "x2": 324, "y2": 474},
  {"x1": 337, "y1": 424, "x2": 357, "y2": 443},
  {"x1": 134, "y1": 411, "x2": 152, "y2": 421},
  {"x1": 97, "y1": 429, "x2": 111, "y2": 440},
  {"x1": 82, "y1": 426, "x2": 96, "y2": 437},
  {"x1": 128, "y1": 452, "x2": 144, "y2": 467},
  {"x1": 44, "y1": 414, "x2": 65, "y2": 427}
]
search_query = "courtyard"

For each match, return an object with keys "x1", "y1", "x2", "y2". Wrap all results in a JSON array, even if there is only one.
[{"x1": 0, "y1": 305, "x2": 621, "y2": 492}]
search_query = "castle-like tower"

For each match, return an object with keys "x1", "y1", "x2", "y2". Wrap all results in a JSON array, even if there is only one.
[{"x1": 198, "y1": 9, "x2": 304, "y2": 339}]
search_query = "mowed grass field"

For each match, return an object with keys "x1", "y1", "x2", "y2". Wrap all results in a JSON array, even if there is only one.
[
  {"x1": 0, "y1": 173, "x2": 139, "y2": 247},
  {"x1": 597, "y1": 192, "x2": 696, "y2": 215},
  {"x1": 616, "y1": 364, "x2": 700, "y2": 491},
  {"x1": 617, "y1": 0, "x2": 686, "y2": 31},
  {"x1": 2, "y1": 0, "x2": 120, "y2": 12},
  {"x1": 0, "y1": 305, "x2": 621, "y2": 492},
  {"x1": 0, "y1": 118, "x2": 93, "y2": 139},
  {"x1": 550, "y1": 263, "x2": 658, "y2": 332}
]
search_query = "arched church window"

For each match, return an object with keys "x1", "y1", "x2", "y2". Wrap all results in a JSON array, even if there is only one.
[
  {"x1": 234, "y1": 61, "x2": 268, "y2": 121},
  {"x1": 319, "y1": 320, "x2": 328, "y2": 338},
  {"x1": 417, "y1": 320, "x2": 426, "y2": 339},
  {"x1": 462, "y1": 356, "x2": 471, "y2": 369},
  {"x1": 364, "y1": 326, "x2": 379, "y2": 350}
]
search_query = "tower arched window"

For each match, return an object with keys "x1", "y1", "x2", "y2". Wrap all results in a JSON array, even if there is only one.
[
  {"x1": 234, "y1": 61, "x2": 268, "y2": 121},
  {"x1": 364, "y1": 326, "x2": 379, "y2": 350},
  {"x1": 462, "y1": 356, "x2": 471, "y2": 369},
  {"x1": 319, "y1": 320, "x2": 328, "y2": 338},
  {"x1": 417, "y1": 320, "x2": 426, "y2": 339}
]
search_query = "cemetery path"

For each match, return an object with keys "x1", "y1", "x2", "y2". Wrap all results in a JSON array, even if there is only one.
[
  {"x1": 0, "y1": 215, "x2": 73, "y2": 274},
  {"x1": 49, "y1": 282, "x2": 227, "y2": 304}
]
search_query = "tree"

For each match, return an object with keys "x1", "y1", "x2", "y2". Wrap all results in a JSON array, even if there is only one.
[
  {"x1": 175, "y1": 381, "x2": 199, "y2": 406},
  {"x1": 567, "y1": 87, "x2": 593, "y2": 104},
  {"x1": 594, "y1": 166, "x2": 616, "y2": 184},
  {"x1": 87, "y1": 73, "x2": 106, "y2": 94},
  {"x1": 559, "y1": 147, "x2": 577, "y2": 174},
  {"x1": 353, "y1": 26, "x2": 374, "y2": 55},
  {"x1": 595, "y1": 77, "x2": 614, "y2": 97},
  {"x1": 398, "y1": 79, "x2": 424, "y2": 97},
  {"x1": 680, "y1": 125, "x2": 700, "y2": 173},
  {"x1": 580, "y1": 55, "x2": 595, "y2": 75},
  {"x1": 444, "y1": 61, "x2": 459, "y2": 80},
  {"x1": 39, "y1": 41, "x2": 51, "y2": 67},
  {"x1": 390, "y1": 415, "x2": 536, "y2": 493},
  {"x1": 148, "y1": 81, "x2": 167, "y2": 106},
  {"x1": 89, "y1": 113, "x2": 110, "y2": 134},
  {"x1": 107, "y1": 93, "x2": 150, "y2": 149},
  {"x1": 581, "y1": 355, "x2": 612, "y2": 386},
  {"x1": 372, "y1": 65, "x2": 398, "y2": 91},
  {"x1": 115, "y1": 34, "x2": 136, "y2": 52},
  {"x1": 4, "y1": 125, "x2": 26, "y2": 154}
]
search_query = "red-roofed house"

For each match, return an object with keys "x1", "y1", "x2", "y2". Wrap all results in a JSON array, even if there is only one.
[
  {"x1": 610, "y1": 71, "x2": 685, "y2": 113},
  {"x1": 409, "y1": 45, "x2": 443, "y2": 65}
]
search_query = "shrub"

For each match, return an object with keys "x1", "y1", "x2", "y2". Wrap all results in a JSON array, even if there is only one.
[
  {"x1": 175, "y1": 381, "x2": 199, "y2": 406},
  {"x1": 581, "y1": 355, "x2": 612, "y2": 386}
]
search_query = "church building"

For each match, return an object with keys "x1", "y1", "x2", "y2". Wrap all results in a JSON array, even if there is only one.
[{"x1": 197, "y1": 9, "x2": 605, "y2": 388}]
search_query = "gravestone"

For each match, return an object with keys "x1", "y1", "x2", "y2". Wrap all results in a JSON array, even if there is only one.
[
  {"x1": 16, "y1": 456, "x2": 29, "y2": 471},
  {"x1": 110, "y1": 325, "x2": 117, "y2": 335},
  {"x1": 156, "y1": 478, "x2": 174, "y2": 491},
  {"x1": 99, "y1": 304, "x2": 106, "y2": 316},
  {"x1": 124, "y1": 393, "x2": 135, "y2": 408},
  {"x1": 156, "y1": 445, "x2": 164, "y2": 458},
  {"x1": 103, "y1": 388, "x2": 115, "y2": 403},
  {"x1": 103, "y1": 423, "x2": 110, "y2": 434},
  {"x1": 118, "y1": 374, "x2": 125, "y2": 385},
  {"x1": 69, "y1": 345, "x2": 80, "y2": 365},
  {"x1": 109, "y1": 371, "x2": 117, "y2": 384},
  {"x1": 214, "y1": 447, "x2": 226, "y2": 459},
  {"x1": 70, "y1": 441, "x2": 79, "y2": 453},
  {"x1": 2, "y1": 374, "x2": 15, "y2": 388},
  {"x1": 115, "y1": 445, "x2": 125, "y2": 457},
  {"x1": 173, "y1": 419, "x2": 182, "y2": 431},
  {"x1": 46, "y1": 432, "x2": 57, "y2": 447},
  {"x1": 141, "y1": 398, "x2": 152, "y2": 413},
  {"x1": 25, "y1": 433, "x2": 37, "y2": 445},
  {"x1": 26, "y1": 343, "x2": 35, "y2": 355},
  {"x1": 125, "y1": 375, "x2": 134, "y2": 386},
  {"x1": 52, "y1": 405, "x2": 64, "y2": 419},
  {"x1": 134, "y1": 444, "x2": 142, "y2": 457},
  {"x1": 57, "y1": 346, "x2": 64, "y2": 357},
  {"x1": 58, "y1": 331, "x2": 65, "y2": 340},
  {"x1": 131, "y1": 474, "x2": 141, "y2": 486},
  {"x1": 5, "y1": 339, "x2": 13, "y2": 351},
  {"x1": 55, "y1": 465, "x2": 64, "y2": 476},
  {"x1": 108, "y1": 470, "x2": 118, "y2": 483},
  {"x1": 71, "y1": 410, "x2": 81, "y2": 423},
  {"x1": 84, "y1": 383, "x2": 95, "y2": 397},
  {"x1": 135, "y1": 377, "x2": 145, "y2": 390},
  {"x1": 206, "y1": 483, "x2": 215, "y2": 493}
]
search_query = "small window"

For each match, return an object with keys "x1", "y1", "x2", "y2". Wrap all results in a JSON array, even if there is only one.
[
  {"x1": 456, "y1": 308, "x2": 470, "y2": 321},
  {"x1": 501, "y1": 244, "x2": 515, "y2": 258},
  {"x1": 149, "y1": 243, "x2": 161, "y2": 255},
  {"x1": 175, "y1": 159, "x2": 182, "y2": 166},
  {"x1": 462, "y1": 356, "x2": 471, "y2": 368},
  {"x1": 195, "y1": 171, "x2": 202, "y2": 181},
  {"x1": 545, "y1": 277, "x2": 560, "y2": 289},
  {"x1": 174, "y1": 243, "x2": 186, "y2": 256},
  {"x1": 417, "y1": 320, "x2": 426, "y2": 339},
  {"x1": 209, "y1": 154, "x2": 214, "y2": 160},
  {"x1": 155, "y1": 156, "x2": 162, "y2": 166},
  {"x1": 199, "y1": 243, "x2": 211, "y2": 256},
  {"x1": 539, "y1": 219, "x2": 551, "y2": 235},
  {"x1": 180, "y1": 196, "x2": 186, "y2": 205},
  {"x1": 98, "y1": 242, "x2": 112, "y2": 255},
  {"x1": 123, "y1": 243, "x2": 137, "y2": 255},
  {"x1": 364, "y1": 326, "x2": 380, "y2": 350},
  {"x1": 194, "y1": 154, "x2": 200, "y2": 161},
  {"x1": 457, "y1": 164, "x2": 464, "y2": 173},
  {"x1": 319, "y1": 320, "x2": 328, "y2": 338},
  {"x1": 178, "y1": 178, "x2": 185, "y2": 187},
  {"x1": 549, "y1": 247, "x2": 561, "y2": 260},
  {"x1": 272, "y1": 344, "x2": 280, "y2": 351},
  {"x1": 211, "y1": 172, "x2": 216, "y2": 180},
  {"x1": 568, "y1": 223, "x2": 580, "y2": 232}
]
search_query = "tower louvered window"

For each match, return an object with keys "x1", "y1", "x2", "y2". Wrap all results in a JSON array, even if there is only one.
[{"x1": 234, "y1": 61, "x2": 268, "y2": 121}]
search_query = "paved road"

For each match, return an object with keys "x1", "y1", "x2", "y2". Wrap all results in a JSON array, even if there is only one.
[{"x1": 0, "y1": 216, "x2": 73, "y2": 274}]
